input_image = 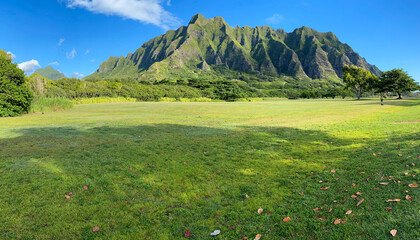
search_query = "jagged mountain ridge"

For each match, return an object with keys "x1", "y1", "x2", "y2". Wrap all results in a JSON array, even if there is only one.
[{"x1": 89, "y1": 14, "x2": 380, "y2": 81}]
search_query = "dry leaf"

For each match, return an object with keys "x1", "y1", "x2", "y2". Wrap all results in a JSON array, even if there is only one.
[
  {"x1": 315, "y1": 217, "x2": 326, "y2": 221},
  {"x1": 283, "y1": 216, "x2": 291, "y2": 223},
  {"x1": 92, "y1": 226, "x2": 100, "y2": 232},
  {"x1": 352, "y1": 183, "x2": 356, "y2": 187},
  {"x1": 83, "y1": 186, "x2": 88, "y2": 190},
  {"x1": 313, "y1": 207, "x2": 321, "y2": 211},
  {"x1": 390, "y1": 229, "x2": 397, "y2": 237},
  {"x1": 356, "y1": 192, "x2": 362, "y2": 195},
  {"x1": 380, "y1": 182, "x2": 389, "y2": 185},
  {"x1": 321, "y1": 186, "x2": 330, "y2": 190},
  {"x1": 406, "y1": 195, "x2": 413, "y2": 201},
  {"x1": 408, "y1": 183, "x2": 418, "y2": 188},
  {"x1": 386, "y1": 207, "x2": 392, "y2": 211},
  {"x1": 257, "y1": 208, "x2": 263, "y2": 214},
  {"x1": 334, "y1": 219, "x2": 341, "y2": 225},
  {"x1": 386, "y1": 199, "x2": 401, "y2": 202},
  {"x1": 346, "y1": 210, "x2": 352, "y2": 215},
  {"x1": 351, "y1": 195, "x2": 358, "y2": 198},
  {"x1": 404, "y1": 172, "x2": 409, "y2": 176},
  {"x1": 245, "y1": 194, "x2": 250, "y2": 198},
  {"x1": 331, "y1": 170, "x2": 336, "y2": 173},
  {"x1": 319, "y1": 180, "x2": 323, "y2": 183},
  {"x1": 356, "y1": 199, "x2": 365, "y2": 207},
  {"x1": 65, "y1": 195, "x2": 70, "y2": 199},
  {"x1": 254, "y1": 234, "x2": 262, "y2": 240},
  {"x1": 185, "y1": 230, "x2": 191, "y2": 238}
]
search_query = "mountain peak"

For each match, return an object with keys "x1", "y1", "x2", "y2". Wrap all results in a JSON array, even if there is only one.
[
  {"x1": 34, "y1": 66, "x2": 65, "y2": 80},
  {"x1": 189, "y1": 13, "x2": 207, "y2": 25}
]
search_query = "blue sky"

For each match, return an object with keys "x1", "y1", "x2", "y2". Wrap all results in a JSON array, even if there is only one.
[{"x1": 1, "y1": 0, "x2": 419, "y2": 82}]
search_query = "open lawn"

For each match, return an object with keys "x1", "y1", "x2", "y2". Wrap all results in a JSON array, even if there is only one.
[{"x1": 0, "y1": 98, "x2": 419, "y2": 239}]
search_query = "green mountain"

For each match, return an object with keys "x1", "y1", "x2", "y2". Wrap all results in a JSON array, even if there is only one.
[
  {"x1": 88, "y1": 14, "x2": 380, "y2": 82},
  {"x1": 34, "y1": 66, "x2": 65, "y2": 80}
]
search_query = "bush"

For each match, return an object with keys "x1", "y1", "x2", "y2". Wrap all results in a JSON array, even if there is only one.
[
  {"x1": 0, "y1": 50, "x2": 33, "y2": 117},
  {"x1": 73, "y1": 97, "x2": 137, "y2": 104}
]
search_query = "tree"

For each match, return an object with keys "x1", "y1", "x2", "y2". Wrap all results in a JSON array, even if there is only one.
[
  {"x1": 0, "y1": 50, "x2": 33, "y2": 117},
  {"x1": 342, "y1": 65, "x2": 378, "y2": 100},
  {"x1": 380, "y1": 69, "x2": 419, "y2": 99}
]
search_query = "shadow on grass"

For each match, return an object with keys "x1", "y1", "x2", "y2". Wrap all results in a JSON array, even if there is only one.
[{"x1": 0, "y1": 124, "x2": 418, "y2": 239}]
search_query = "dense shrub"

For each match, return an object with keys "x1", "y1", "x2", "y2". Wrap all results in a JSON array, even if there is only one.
[{"x1": 0, "y1": 50, "x2": 33, "y2": 117}]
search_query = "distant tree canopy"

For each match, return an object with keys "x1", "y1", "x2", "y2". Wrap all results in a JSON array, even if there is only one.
[
  {"x1": 378, "y1": 69, "x2": 419, "y2": 99},
  {"x1": 0, "y1": 50, "x2": 33, "y2": 117},
  {"x1": 342, "y1": 65, "x2": 378, "y2": 100}
]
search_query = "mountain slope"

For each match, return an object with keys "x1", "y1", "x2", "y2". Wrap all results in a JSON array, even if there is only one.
[
  {"x1": 34, "y1": 66, "x2": 65, "y2": 80},
  {"x1": 88, "y1": 14, "x2": 380, "y2": 82}
]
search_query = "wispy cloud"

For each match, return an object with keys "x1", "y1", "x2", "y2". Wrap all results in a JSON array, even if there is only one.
[
  {"x1": 266, "y1": 14, "x2": 284, "y2": 25},
  {"x1": 66, "y1": 48, "x2": 77, "y2": 59},
  {"x1": 7, "y1": 51, "x2": 16, "y2": 60},
  {"x1": 58, "y1": 38, "x2": 66, "y2": 46},
  {"x1": 18, "y1": 60, "x2": 41, "y2": 75},
  {"x1": 166, "y1": 0, "x2": 171, "y2": 6},
  {"x1": 65, "y1": 0, "x2": 180, "y2": 30},
  {"x1": 85, "y1": 49, "x2": 90, "y2": 55},
  {"x1": 49, "y1": 61, "x2": 60, "y2": 66},
  {"x1": 71, "y1": 72, "x2": 84, "y2": 78}
]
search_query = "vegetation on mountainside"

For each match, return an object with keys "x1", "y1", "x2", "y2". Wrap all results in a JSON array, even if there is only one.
[
  {"x1": 0, "y1": 50, "x2": 33, "y2": 117},
  {"x1": 88, "y1": 14, "x2": 380, "y2": 83},
  {"x1": 33, "y1": 66, "x2": 66, "y2": 80}
]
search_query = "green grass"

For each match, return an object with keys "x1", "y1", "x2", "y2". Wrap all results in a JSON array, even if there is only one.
[
  {"x1": 30, "y1": 97, "x2": 73, "y2": 113},
  {"x1": 0, "y1": 98, "x2": 419, "y2": 239}
]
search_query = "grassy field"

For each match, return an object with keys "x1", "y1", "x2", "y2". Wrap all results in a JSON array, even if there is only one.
[{"x1": 0, "y1": 98, "x2": 419, "y2": 239}]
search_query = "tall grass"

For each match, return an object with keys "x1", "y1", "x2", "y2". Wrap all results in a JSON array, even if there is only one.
[
  {"x1": 30, "y1": 97, "x2": 73, "y2": 113},
  {"x1": 72, "y1": 97, "x2": 138, "y2": 104}
]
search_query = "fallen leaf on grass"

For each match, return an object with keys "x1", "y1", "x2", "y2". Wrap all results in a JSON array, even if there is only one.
[
  {"x1": 313, "y1": 207, "x2": 321, "y2": 211},
  {"x1": 390, "y1": 229, "x2": 397, "y2": 237},
  {"x1": 210, "y1": 230, "x2": 220, "y2": 236},
  {"x1": 386, "y1": 199, "x2": 401, "y2": 202},
  {"x1": 65, "y1": 195, "x2": 70, "y2": 199},
  {"x1": 331, "y1": 170, "x2": 336, "y2": 173},
  {"x1": 386, "y1": 207, "x2": 392, "y2": 211},
  {"x1": 346, "y1": 210, "x2": 352, "y2": 215},
  {"x1": 92, "y1": 226, "x2": 100, "y2": 232},
  {"x1": 254, "y1": 234, "x2": 262, "y2": 240},
  {"x1": 404, "y1": 172, "x2": 409, "y2": 176},
  {"x1": 283, "y1": 216, "x2": 291, "y2": 223},
  {"x1": 83, "y1": 186, "x2": 88, "y2": 190},
  {"x1": 257, "y1": 208, "x2": 263, "y2": 214},
  {"x1": 352, "y1": 183, "x2": 356, "y2": 187},
  {"x1": 380, "y1": 182, "x2": 389, "y2": 185},
  {"x1": 406, "y1": 195, "x2": 413, "y2": 201},
  {"x1": 356, "y1": 192, "x2": 362, "y2": 195},
  {"x1": 315, "y1": 217, "x2": 326, "y2": 221},
  {"x1": 408, "y1": 183, "x2": 418, "y2": 188},
  {"x1": 356, "y1": 199, "x2": 365, "y2": 207},
  {"x1": 334, "y1": 219, "x2": 341, "y2": 225},
  {"x1": 321, "y1": 186, "x2": 330, "y2": 190},
  {"x1": 319, "y1": 180, "x2": 323, "y2": 183},
  {"x1": 245, "y1": 194, "x2": 250, "y2": 198},
  {"x1": 185, "y1": 230, "x2": 191, "y2": 237},
  {"x1": 351, "y1": 195, "x2": 358, "y2": 198}
]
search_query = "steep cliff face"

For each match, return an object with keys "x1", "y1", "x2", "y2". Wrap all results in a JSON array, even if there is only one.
[{"x1": 89, "y1": 14, "x2": 380, "y2": 81}]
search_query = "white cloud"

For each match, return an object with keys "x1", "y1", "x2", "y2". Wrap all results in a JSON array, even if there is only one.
[
  {"x1": 7, "y1": 52, "x2": 16, "y2": 60},
  {"x1": 66, "y1": 48, "x2": 77, "y2": 59},
  {"x1": 49, "y1": 61, "x2": 60, "y2": 66},
  {"x1": 266, "y1": 14, "x2": 284, "y2": 25},
  {"x1": 71, "y1": 72, "x2": 85, "y2": 78},
  {"x1": 58, "y1": 38, "x2": 66, "y2": 46},
  {"x1": 90, "y1": 59, "x2": 96, "y2": 62},
  {"x1": 18, "y1": 60, "x2": 41, "y2": 75},
  {"x1": 166, "y1": 0, "x2": 171, "y2": 6},
  {"x1": 65, "y1": 0, "x2": 180, "y2": 29},
  {"x1": 85, "y1": 49, "x2": 90, "y2": 55}
]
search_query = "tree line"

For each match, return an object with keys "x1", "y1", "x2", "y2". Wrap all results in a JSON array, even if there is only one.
[{"x1": 1, "y1": 49, "x2": 419, "y2": 117}]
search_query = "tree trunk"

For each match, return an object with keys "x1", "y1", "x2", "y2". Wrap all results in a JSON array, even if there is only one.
[
  {"x1": 380, "y1": 95, "x2": 383, "y2": 106},
  {"x1": 397, "y1": 92, "x2": 402, "y2": 99},
  {"x1": 357, "y1": 91, "x2": 361, "y2": 100}
]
